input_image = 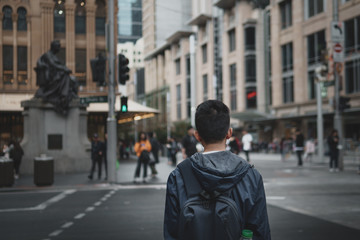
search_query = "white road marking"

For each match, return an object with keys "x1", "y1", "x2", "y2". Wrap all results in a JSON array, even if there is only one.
[
  {"x1": 267, "y1": 196, "x2": 286, "y2": 200},
  {"x1": 85, "y1": 206, "x2": 95, "y2": 212},
  {"x1": 49, "y1": 230, "x2": 63, "y2": 237},
  {"x1": 94, "y1": 201, "x2": 102, "y2": 206},
  {"x1": 115, "y1": 184, "x2": 167, "y2": 190},
  {"x1": 74, "y1": 213, "x2": 86, "y2": 219},
  {"x1": 0, "y1": 189, "x2": 76, "y2": 213},
  {"x1": 61, "y1": 222, "x2": 74, "y2": 228}
]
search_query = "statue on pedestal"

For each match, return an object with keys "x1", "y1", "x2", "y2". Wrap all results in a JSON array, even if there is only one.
[{"x1": 34, "y1": 40, "x2": 78, "y2": 115}]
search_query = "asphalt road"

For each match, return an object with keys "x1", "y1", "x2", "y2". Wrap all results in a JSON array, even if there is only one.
[
  {"x1": 1, "y1": 186, "x2": 360, "y2": 240},
  {"x1": 1, "y1": 153, "x2": 360, "y2": 239}
]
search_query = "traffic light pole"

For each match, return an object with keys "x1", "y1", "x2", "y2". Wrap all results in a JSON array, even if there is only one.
[
  {"x1": 332, "y1": 0, "x2": 344, "y2": 170},
  {"x1": 107, "y1": 0, "x2": 117, "y2": 182}
]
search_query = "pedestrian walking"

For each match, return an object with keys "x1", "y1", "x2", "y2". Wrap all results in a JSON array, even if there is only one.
[
  {"x1": 133, "y1": 132, "x2": 152, "y2": 183},
  {"x1": 181, "y1": 126, "x2": 198, "y2": 160},
  {"x1": 103, "y1": 133, "x2": 108, "y2": 180},
  {"x1": 294, "y1": 129, "x2": 305, "y2": 166},
  {"x1": 149, "y1": 132, "x2": 161, "y2": 164},
  {"x1": 242, "y1": 129, "x2": 253, "y2": 162},
  {"x1": 88, "y1": 133, "x2": 105, "y2": 180},
  {"x1": 327, "y1": 129, "x2": 340, "y2": 172},
  {"x1": 228, "y1": 134, "x2": 241, "y2": 155},
  {"x1": 167, "y1": 137, "x2": 179, "y2": 166},
  {"x1": 164, "y1": 100, "x2": 271, "y2": 240},
  {"x1": 304, "y1": 138, "x2": 315, "y2": 162},
  {"x1": 9, "y1": 139, "x2": 24, "y2": 179}
]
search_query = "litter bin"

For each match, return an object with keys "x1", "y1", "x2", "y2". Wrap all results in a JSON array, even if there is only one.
[
  {"x1": 0, "y1": 156, "x2": 14, "y2": 187},
  {"x1": 34, "y1": 155, "x2": 54, "y2": 186}
]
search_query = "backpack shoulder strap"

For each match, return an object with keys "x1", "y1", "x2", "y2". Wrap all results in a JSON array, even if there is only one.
[{"x1": 177, "y1": 158, "x2": 203, "y2": 198}]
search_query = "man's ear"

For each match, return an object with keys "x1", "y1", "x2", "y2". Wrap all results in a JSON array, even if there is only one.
[
  {"x1": 194, "y1": 131, "x2": 202, "y2": 143},
  {"x1": 226, "y1": 128, "x2": 233, "y2": 139}
]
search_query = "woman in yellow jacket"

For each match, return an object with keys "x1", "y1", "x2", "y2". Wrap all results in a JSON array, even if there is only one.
[{"x1": 134, "y1": 132, "x2": 152, "y2": 183}]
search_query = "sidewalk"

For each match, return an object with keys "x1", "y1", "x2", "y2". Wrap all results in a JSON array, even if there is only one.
[{"x1": 1, "y1": 152, "x2": 359, "y2": 192}]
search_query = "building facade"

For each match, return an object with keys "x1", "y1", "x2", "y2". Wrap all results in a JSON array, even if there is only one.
[
  {"x1": 143, "y1": 0, "x2": 360, "y2": 145},
  {"x1": 0, "y1": 0, "x2": 117, "y2": 144},
  {"x1": 117, "y1": 0, "x2": 142, "y2": 43}
]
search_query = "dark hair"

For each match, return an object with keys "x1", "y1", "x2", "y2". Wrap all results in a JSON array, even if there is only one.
[
  {"x1": 195, "y1": 100, "x2": 230, "y2": 144},
  {"x1": 330, "y1": 129, "x2": 338, "y2": 136},
  {"x1": 187, "y1": 125, "x2": 194, "y2": 131}
]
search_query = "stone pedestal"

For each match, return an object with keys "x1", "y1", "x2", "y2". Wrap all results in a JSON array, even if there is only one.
[{"x1": 20, "y1": 98, "x2": 91, "y2": 174}]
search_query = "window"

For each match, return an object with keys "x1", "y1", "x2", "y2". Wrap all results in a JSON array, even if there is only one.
[
  {"x1": 75, "y1": 0, "x2": 86, "y2": 34},
  {"x1": 186, "y1": 55, "x2": 191, "y2": 117},
  {"x1": 2, "y1": 6, "x2": 12, "y2": 30},
  {"x1": 176, "y1": 84, "x2": 181, "y2": 119},
  {"x1": 344, "y1": 16, "x2": 360, "y2": 94},
  {"x1": 245, "y1": 26, "x2": 256, "y2": 51},
  {"x1": 230, "y1": 64, "x2": 237, "y2": 111},
  {"x1": 2, "y1": 45, "x2": 13, "y2": 84},
  {"x1": 345, "y1": 59, "x2": 360, "y2": 94},
  {"x1": 283, "y1": 76, "x2": 294, "y2": 103},
  {"x1": 228, "y1": 29, "x2": 236, "y2": 52},
  {"x1": 307, "y1": 30, "x2": 326, "y2": 64},
  {"x1": 280, "y1": 0, "x2": 292, "y2": 29},
  {"x1": 282, "y1": 42, "x2": 293, "y2": 72},
  {"x1": 203, "y1": 74, "x2": 208, "y2": 101},
  {"x1": 75, "y1": 49, "x2": 86, "y2": 86},
  {"x1": 54, "y1": 1, "x2": 65, "y2": 33},
  {"x1": 17, "y1": 46, "x2": 27, "y2": 85},
  {"x1": 308, "y1": 71, "x2": 316, "y2": 100},
  {"x1": 245, "y1": 55, "x2": 256, "y2": 82},
  {"x1": 96, "y1": 0, "x2": 106, "y2": 36},
  {"x1": 344, "y1": 16, "x2": 360, "y2": 55},
  {"x1": 282, "y1": 42, "x2": 294, "y2": 103},
  {"x1": 246, "y1": 87, "x2": 257, "y2": 109},
  {"x1": 17, "y1": 7, "x2": 27, "y2": 31},
  {"x1": 305, "y1": 0, "x2": 324, "y2": 19},
  {"x1": 307, "y1": 30, "x2": 326, "y2": 99},
  {"x1": 175, "y1": 58, "x2": 181, "y2": 75},
  {"x1": 202, "y1": 44, "x2": 207, "y2": 64}
]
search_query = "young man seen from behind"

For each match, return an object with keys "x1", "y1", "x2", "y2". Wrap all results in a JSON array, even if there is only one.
[{"x1": 164, "y1": 100, "x2": 271, "y2": 240}]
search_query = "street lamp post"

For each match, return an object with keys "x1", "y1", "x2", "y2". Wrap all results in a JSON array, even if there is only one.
[{"x1": 107, "y1": 0, "x2": 117, "y2": 182}]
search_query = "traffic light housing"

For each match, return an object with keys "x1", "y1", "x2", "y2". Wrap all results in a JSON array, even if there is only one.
[
  {"x1": 339, "y1": 96, "x2": 350, "y2": 112},
  {"x1": 118, "y1": 54, "x2": 129, "y2": 85},
  {"x1": 90, "y1": 53, "x2": 106, "y2": 86},
  {"x1": 120, "y1": 96, "x2": 128, "y2": 113}
]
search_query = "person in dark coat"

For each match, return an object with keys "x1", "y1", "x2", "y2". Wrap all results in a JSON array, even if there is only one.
[
  {"x1": 9, "y1": 139, "x2": 24, "y2": 179},
  {"x1": 181, "y1": 126, "x2": 198, "y2": 159},
  {"x1": 88, "y1": 133, "x2": 105, "y2": 180},
  {"x1": 327, "y1": 129, "x2": 340, "y2": 172},
  {"x1": 103, "y1": 133, "x2": 108, "y2": 180},
  {"x1": 149, "y1": 132, "x2": 161, "y2": 164},
  {"x1": 294, "y1": 129, "x2": 305, "y2": 166},
  {"x1": 164, "y1": 100, "x2": 271, "y2": 240}
]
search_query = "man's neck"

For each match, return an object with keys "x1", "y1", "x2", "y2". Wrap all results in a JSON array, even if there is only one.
[{"x1": 203, "y1": 142, "x2": 226, "y2": 153}]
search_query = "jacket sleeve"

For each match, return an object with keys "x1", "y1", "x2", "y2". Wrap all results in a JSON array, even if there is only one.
[
  {"x1": 146, "y1": 140, "x2": 152, "y2": 152},
  {"x1": 164, "y1": 171, "x2": 180, "y2": 240},
  {"x1": 134, "y1": 142, "x2": 140, "y2": 155},
  {"x1": 246, "y1": 172, "x2": 271, "y2": 240}
]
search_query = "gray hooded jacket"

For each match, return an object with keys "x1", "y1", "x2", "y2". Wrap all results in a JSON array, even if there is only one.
[{"x1": 164, "y1": 151, "x2": 271, "y2": 240}]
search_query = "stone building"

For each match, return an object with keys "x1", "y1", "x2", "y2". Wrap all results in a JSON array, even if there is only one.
[
  {"x1": 0, "y1": 0, "x2": 117, "y2": 145},
  {"x1": 142, "y1": 0, "x2": 360, "y2": 146}
]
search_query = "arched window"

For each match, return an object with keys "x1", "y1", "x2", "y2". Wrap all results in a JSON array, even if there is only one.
[
  {"x1": 54, "y1": 0, "x2": 65, "y2": 33},
  {"x1": 95, "y1": 0, "x2": 106, "y2": 36},
  {"x1": 17, "y1": 7, "x2": 27, "y2": 31},
  {"x1": 75, "y1": 0, "x2": 86, "y2": 34},
  {"x1": 2, "y1": 6, "x2": 13, "y2": 30}
]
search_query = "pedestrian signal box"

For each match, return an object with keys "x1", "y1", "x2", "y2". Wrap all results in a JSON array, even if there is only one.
[{"x1": 120, "y1": 96, "x2": 128, "y2": 113}]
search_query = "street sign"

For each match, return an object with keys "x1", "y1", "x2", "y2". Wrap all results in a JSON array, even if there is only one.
[
  {"x1": 331, "y1": 21, "x2": 344, "y2": 43},
  {"x1": 333, "y1": 42, "x2": 344, "y2": 63},
  {"x1": 323, "y1": 80, "x2": 335, "y2": 87},
  {"x1": 80, "y1": 96, "x2": 108, "y2": 104}
]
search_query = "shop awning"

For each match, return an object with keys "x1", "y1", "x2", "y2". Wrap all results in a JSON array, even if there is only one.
[{"x1": 87, "y1": 96, "x2": 160, "y2": 124}]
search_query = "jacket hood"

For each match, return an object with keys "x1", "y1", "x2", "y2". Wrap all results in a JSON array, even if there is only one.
[{"x1": 189, "y1": 151, "x2": 250, "y2": 193}]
